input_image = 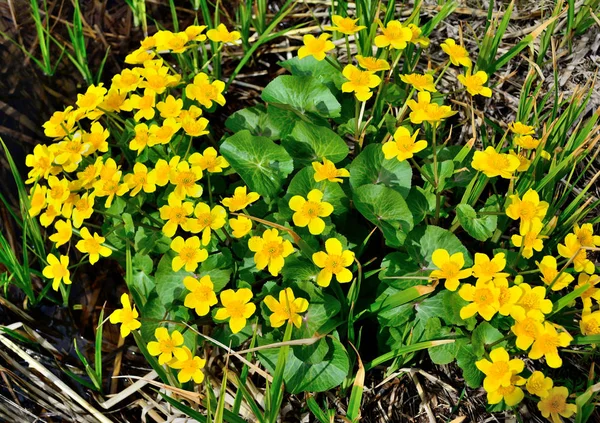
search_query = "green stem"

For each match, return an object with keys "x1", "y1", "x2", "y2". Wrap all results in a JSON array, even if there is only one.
[
  {"x1": 409, "y1": 157, "x2": 435, "y2": 187},
  {"x1": 432, "y1": 127, "x2": 440, "y2": 224}
]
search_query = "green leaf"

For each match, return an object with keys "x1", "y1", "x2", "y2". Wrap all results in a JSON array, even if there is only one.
[
  {"x1": 279, "y1": 56, "x2": 343, "y2": 90},
  {"x1": 290, "y1": 281, "x2": 341, "y2": 338},
  {"x1": 404, "y1": 225, "x2": 473, "y2": 269},
  {"x1": 200, "y1": 251, "x2": 233, "y2": 292},
  {"x1": 456, "y1": 204, "x2": 497, "y2": 242},
  {"x1": 353, "y1": 184, "x2": 414, "y2": 247},
  {"x1": 154, "y1": 252, "x2": 191, "y2": 308},
  {"x1": 349, "y1": 144, "x2": 412, "y2": 198},
  {"x1": 379, "y1": 252, "x2": 431, "y2": 290},
  {"x1": 471, "y1": 322, "x2": 504, "y2": 357},
  {"x1": 225, "y1": 105, "x2": 282, "y2": 140},
  {"x1": 262, "y1": 75, "x2": 341, "y2": 118},
  {"x1": 456, "y1": 343, "x2": 484, "y2": 388},
  {"x1": 283, "y1": 120, "x2": 349, "y2": 165},
  {"x1": 287, "y1": 167, "x2": 349, "y2": 215},
  {"x1": 422, "y1": 160, "x2": 454, "y2": 191},
  {"x1": 281, "y1": 255, "x2": 320, "y2": 285},
  {"x1": 258, "y1": 335, "x2": 349, "y2": 394},
  {"x1": 425, "y1": 319, "x2": 467, "y2": 365},
  {"x1": 220, "y1": 130, "x2": 294, "y2": 198},
  {"x1": 416, "y1": 290, "x2": 475, "y2": 329}
]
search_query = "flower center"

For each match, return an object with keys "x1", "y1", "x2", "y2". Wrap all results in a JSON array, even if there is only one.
[
  {"x1": 181, "y1": 247, "x2": 197, "y2": 261},
  {"x1": 302, "y1": 201, "x2": 321, "y2": 218},
  {"x1": 475, "y1": 288, "x2": 492, "y2": 304},
  {"x1": 547, "y1": 395, "x2": 566, "y2": 413},
  {"x1": 520, "y1": 293, "x2": 540, "y2": 311},
  {"x1": 227, "y1": 301, "x2": 246, "y2": 318}
]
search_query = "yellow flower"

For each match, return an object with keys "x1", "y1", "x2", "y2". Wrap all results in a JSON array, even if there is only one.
[
  {"x1": 374, "y1": 20, "x2": 412, "y2": 49},
  {"x1": 93, "y1": 171, "x2": 129, "y2": 208},
  {"x1": 76, "y1": 227, "x2": 112, "y2": 265},
  {"x1": 49, "y1": 219, "x2": 72, "y2": 247},
  {"x1": 538, "y1": 387, "x2": 577, "y2": 422},
  {"x1": 138, "y1": 63, "x2": 180, "y2": 94},
  {"x1": 129, "y1": 123, "x2": 150, "y2": 154},
  {"x1": 170, "y1": 236, "x2": 208, "y2": 272},
  {"x1": 111, "y1": 68, "x2": 142, "y2": 93},
  {"x1": 184, "y1": 202, "x2": 227, "y2": 245},
  {"x1": 229, "y1": 216, "x2": 253, "y2": 238},
  {"x1": 148, "y1": 117, "x2": 182, "y2": 147},
  {"x1": 512, "y1": 315, "x2": 542, "y2": 350},
  {"x1": 382, "y1": 126, "x2": 427, "y2": 162},
  {"x1": 214, "y1": 288, "x2": 256, "y2": 334},
  {"x1": 494, "y1": 278, "x2": 522, "y2": 317},
  {"x1": 298, "y1": 34, "x2": 335, "y2": 61},
  {"x1": 475, "y1": 347, "x2": 524, "y2": 393},
  {"x1": 341, "y1": 64, "x2": 381, "y2": 101},
  {"x1": 505, "y1": 189, "x2": 548, "y2": 233},
  {"x1": 529, "y1": 322, "x2": 572, "y2": 368},
  {"x1": 537, "y1": 256, "x2": 574, "y2": 291},
  {"x1": 558, "y1": 233, "x2": 594, "y2": 274},
  {"x1": 580, "y1": 310, "x2": 600, "y2": 335},
  {"x1": 471, "y1": 146, "x2": 520, "y2": 179},
  {"x1": 207, "y1": 24, "x2": 240, "y2": 43},
  {"x1": 486, "y1": 375, "x2": 526, "y2": 406},
  {"x1": 154, "y1": 30, "x2": 189, "y2": 53},
  {"x1": 312, "y1": 158, "x2": 350, "y2": 183},
  {"x1": 312, "y1": 238, "x2": 355, "y2": 287},
  {"x1": 457, "y1": 71, "x2": 492, "y2": 97},
  {"x1": 121, "y1": 90, "x2": 156, "y2": 121},
  {"x1": 159, "y1": 194, "x2": 194, "y2": 237},
  {"x1": 429, "y1": 248, "x2": 472, "y2": 291},
  {"x1": 513, "y1": 283, "x2": 553, "y2": 321},
  {"x1": 511, "y1": 219, "x2": 545, "y2": 259},
  {"x1": 406, "y1": 91, "x2": 456, "y2": 125},
  {"x1": 53, "y1": 134, "x2": 90, "y2": 173},
  {"x1": 189, "y1": 147, "x2": 229, "y2": 173},
  {"x1": 509, "y1": 121, "x2": 535, "y2": 136},
  {"x1": 156, "y1": 95, "x2": 183, "y2": 118},
  {"x1": 459, "y1": 280, "x2": 500, "y2": 321},
  {"x1": 248, "y1": 228, "x2": 294, "y2": 276},
  {"x1": 83, "y1": 122, "x2": 109, "y2": 154},
  {"x1": 124, "y1": 46, "x2": 155, "y2": 65},
  {"x1": 181, "y1": 116, "x2": 210, "y2": 137},
  {"x1": 28, "y1": 185, "x2": 47, "y2": 217},
  {"x1": 183, "y1": 275, "x2": 217, "y2": 316},
  {"x1": 407, "y1": 23, "x2": 430, "y2": 47},
  {"x1": 471, "y1": 252, "x2": 509, "y2": 283},
  {"x1": 72, "y1": 192, "x2": 95, "y2": 228},
  {"x1": 509, "y1": 150, "x2": 531, "y2": 172},
  {"x1": 185, "y1": 73, "x2": 226, "y2": 108},
  {"x1": 526, "y1": 371, "x2": 553, "y2": 398},
  {"x1": 325, "y1": 15, "x2": 366, "y2": 35},
  {"x1": 289, "y1": 189, "x2": 334, "y2": 235},
  {"x1": 109, "y1": 293, "x2": 141, "y2": 337},
  {"x1": 355, "y1": 55, "x2": 390, "y2": 72},
  {"x1": 25, "y1": 145, "x2": 60, "y2": 183},
  {"x1": 185, "y1": 25, "x2": 207, "y2": 42},
  {"x1": 43, "y1": 253, "x2": 71, "y2": 291},
  {"x1": 43, "y1": 106, "x2": 76, "y2": 139},
  {"x1": 123, "y1": 163, "x2": 157, "y2": 196},
  {"x1": 170, "y1": 346, "x2": 206, "y2": 383},
  {"x1": 222, "y1": 186, "x2": 260, "y2": 211},
  {"x1": 514, "y1": 135, "x2": 540, "y2": 149},
  {"x1": 399, "y1": 73, "x2": 437, "y2": 92},
  {"x1": 576, "y1": 273, "x2": 600, "y2": 310},
  {"x1": 76, "y1": 84, "x2": 107, "y2": 114},
  {"x1": 147, "y1": 328, "x2": 184, "y2": 365},
  {"x1": 573, "y1": 223, "x2": 600, "y2": 247},
  {"x1": 76, "y1": 159, "x2": 101, "y2": 189},
  {"x1": 264, "y1": 288, "x2": 309, "y2": 328},
  {"x1": 40, "y1": 204, "x2": 61, "y2": 227},
  {"x1": 440, "y1": 38, "x2": 471, "y2": 67},
  {"x1": 153, "y1": 157, "x2": 179, "y2": 187},
  {"x1": 170, "y1": 161, "x2": 203, "y2": 200}
]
